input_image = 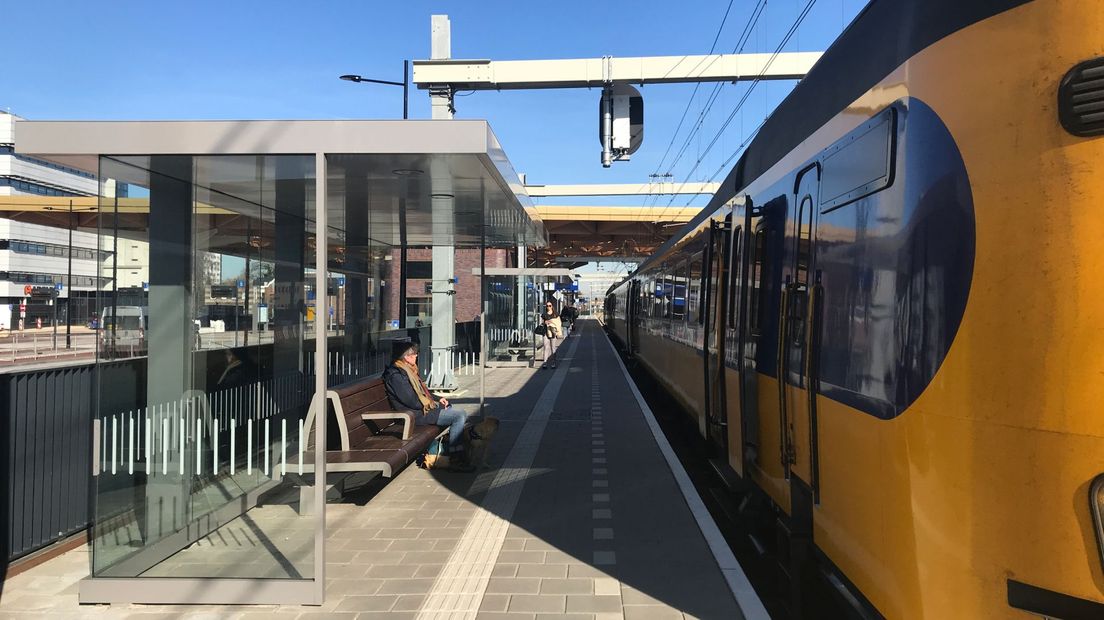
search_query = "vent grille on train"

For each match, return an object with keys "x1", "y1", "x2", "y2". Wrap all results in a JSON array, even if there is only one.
[{"x1": 1059, "y1": 57, "x2": 1104, "y2": 137}]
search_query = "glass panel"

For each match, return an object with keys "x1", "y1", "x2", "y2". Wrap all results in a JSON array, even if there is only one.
[
  {"x1": 90, "y1": 154, "x2": 319, "y2": 582},
  {"x1": 672, "y1": 261, "x2": 688, "y2": 321},
  {"x1": 688, "y1": 254, "x2": 703, "y2": 324}
]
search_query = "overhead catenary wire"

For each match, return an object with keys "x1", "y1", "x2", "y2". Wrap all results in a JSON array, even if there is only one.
[
  {"x1": 661, "y1": 0, "x2": 818, "y2": 213},
  {"x1": 640, "y1": 0, "x2": 770, "y2": 217}
]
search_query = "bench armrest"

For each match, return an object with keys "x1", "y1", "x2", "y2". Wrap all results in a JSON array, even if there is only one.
[{"x1": 361, "y1": 412, "x2": 415, "y2": 440}]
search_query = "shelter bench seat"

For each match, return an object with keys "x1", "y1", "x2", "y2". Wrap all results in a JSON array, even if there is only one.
[{"x1": 302, "y1": 376, "x2": 444, "y2": 478}]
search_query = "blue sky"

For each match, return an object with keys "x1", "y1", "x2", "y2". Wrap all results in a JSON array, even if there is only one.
[{"x1": 4, "y1": 0, "x2": 864, "y2": 213}]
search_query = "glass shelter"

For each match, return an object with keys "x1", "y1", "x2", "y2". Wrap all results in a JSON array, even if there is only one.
[{"x1": 14, "y1": 119, "x2": 545, "y2": 605}]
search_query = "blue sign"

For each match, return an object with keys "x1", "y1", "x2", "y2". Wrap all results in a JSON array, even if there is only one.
[
  {"x1": 55, "y1": 282, "x2": 64, "y2": 292},
  {"x1": 142, "y1": 281, "x2": 149, "y2": 291},
  {"x1": 337, "y1": 277, "x2": 346, "y2": 287},
  {"x1": 307, "y1": 291, "x2": 316, "y2": 301},
  {"x1": 237, "y1": 279, "x2": 245, "y2": 288}
]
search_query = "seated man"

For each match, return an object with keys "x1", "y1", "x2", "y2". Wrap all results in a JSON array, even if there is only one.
[{"x1": 382, "y1": 341, "x2": 474, "y2": 472}]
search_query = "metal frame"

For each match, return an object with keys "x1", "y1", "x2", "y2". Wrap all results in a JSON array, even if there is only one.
[
  {"x1": 412, "y1": 52, "x2": 823, "y2": 90},
  {"x1": 12, "y1": 120, "x2": 542, "y2": 606},
  {"x1": 77, "y1": 154, "x2": 330, "y2": 606}
]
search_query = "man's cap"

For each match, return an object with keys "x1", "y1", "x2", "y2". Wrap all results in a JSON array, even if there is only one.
[{"x1": 390, "y1": 339, "x2": 418, "y2": 362}]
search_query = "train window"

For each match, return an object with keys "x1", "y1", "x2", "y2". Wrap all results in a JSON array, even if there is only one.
[
  {"x1": 795, "y1": 195, "x2": 814, "y2": 285},
  {"x1": 727, "y1": 226, "x2": 741, "y2": 328},
  {"x1": 749, "y1": 230, "x2": 768, "y2": 334},
  {"x1": 688, "y1": 253, "x2": 703, "y2": 324},
  {"x1": 662, "y1": 274, "x2": 672, "y2": 320},
  {"x1": 820, "y1": 106, "x2": 896, "y2": 212},
  {"x1": 672, "y1": 261, "x2": 688, "y2": 321}
]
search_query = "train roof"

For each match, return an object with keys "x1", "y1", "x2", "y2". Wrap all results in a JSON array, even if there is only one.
[{"x1": 609, "y1": 0, "x2": 1030, "y2": 296}]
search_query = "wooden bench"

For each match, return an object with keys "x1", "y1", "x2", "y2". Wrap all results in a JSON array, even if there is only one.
[{"x1": 297, "y1": 376, "x2": 449, "y2": 511}]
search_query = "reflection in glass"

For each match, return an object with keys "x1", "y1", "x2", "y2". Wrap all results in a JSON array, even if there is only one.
[{"x1": 90, "y1": 155, "x2": 319, "y2": 580}]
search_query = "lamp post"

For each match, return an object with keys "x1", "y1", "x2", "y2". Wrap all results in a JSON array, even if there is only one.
[
  {"x1": 339, "y1": 60, "x2": 409, "y2": 120},
  {"x1": 340, "y1": 61, "x2": 410, "y2": 328}
]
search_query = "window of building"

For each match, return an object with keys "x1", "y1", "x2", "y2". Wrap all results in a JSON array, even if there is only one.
[{"x1": 406, "y1": 260, "x2": 432, "y2": 280}]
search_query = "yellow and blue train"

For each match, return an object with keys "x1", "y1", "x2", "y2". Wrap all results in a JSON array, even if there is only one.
[{"x1": 605, "y1": 1, "x2": 1104, "y2": 617}]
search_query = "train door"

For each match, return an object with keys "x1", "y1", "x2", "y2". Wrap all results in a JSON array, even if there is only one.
[
  {"x1": 737, "y1": 198, "x2": 773, "y2": 475},
  {"x1": 628, "y1": 279, "x2": 641, "y2": 354},
  {"x1": 702, "y1": 215, "x2": 731, "y2": 451},
  {"x1": 780, "y1": 165, "x2": 821, "y2": 495}
]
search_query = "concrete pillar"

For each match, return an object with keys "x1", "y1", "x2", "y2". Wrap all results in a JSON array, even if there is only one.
[
  {"x1": 428, "y1": 13, "x2": 456, "y2": 390},
  {"x1": 143, "y1": 155, "x2": 194, "y2": 543},
  {"x1": 273, "y1": 157, "x2": 308, "y2": 392},
  {"x1": 343, "y1": 166, "x2": 371, "y2": 358},
  {"x1": 430, "y1": 15, "x2": 454, "y2": 121},
  {"x1": 516, "y1": 244, "x2": 527, "y2": 337}
]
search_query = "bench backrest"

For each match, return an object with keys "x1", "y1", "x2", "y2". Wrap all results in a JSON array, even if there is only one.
[
  {"x1": 303, "y1": 377, "x2": 393, "y2": 451},
  {"x1": 333, "y1": 379, "x2": 393, "y2": 447}
]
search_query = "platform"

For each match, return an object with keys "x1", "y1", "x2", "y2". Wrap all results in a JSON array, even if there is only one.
[{"x1": 0, "y1": 319, "x2": 763, "y2": 619}]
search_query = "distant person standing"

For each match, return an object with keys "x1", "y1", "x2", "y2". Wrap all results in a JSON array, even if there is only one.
[
  {"x1": 561, "y1": 303, "x2": 578, "y2": 335},
  {"x1": 539, "y1": 301, "x2": 562, "y2": 369}
]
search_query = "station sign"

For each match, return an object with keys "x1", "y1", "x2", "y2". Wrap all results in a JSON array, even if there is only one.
[
  {"x1": 25, "y1": 286, "x2": 58, "y2": 298},
  {"x1": 210, "y1": 284, "x2": 236, "y2": 299}
]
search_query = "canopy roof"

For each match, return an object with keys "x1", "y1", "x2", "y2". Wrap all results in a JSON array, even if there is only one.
[{"x1": 13, "y1": 119, "x2": 546, "y2": 248}]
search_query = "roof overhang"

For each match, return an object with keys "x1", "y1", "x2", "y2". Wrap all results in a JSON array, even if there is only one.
[{"x1": 13, "y1": 119, "x2": 546, "y2": 248}]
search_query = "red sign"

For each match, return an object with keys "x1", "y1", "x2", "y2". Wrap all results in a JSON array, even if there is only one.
[
  {"x1": 24, "y1": 285, "x2": 32, "y2": 295},
  {"x1": 19, "y1": 304, "x2": 26, "y2": 312}
]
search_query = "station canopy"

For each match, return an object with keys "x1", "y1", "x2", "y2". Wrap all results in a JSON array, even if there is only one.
[{"x1": 9, "y1": 119, "x2": 546, "y2": 251}]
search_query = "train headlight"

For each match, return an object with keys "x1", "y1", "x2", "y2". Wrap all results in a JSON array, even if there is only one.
[{"x1": 1092, "y1": 475, "x2": 1104, "y2": 570}]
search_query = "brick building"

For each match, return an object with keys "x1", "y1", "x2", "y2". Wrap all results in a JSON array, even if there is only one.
[{"x1": 382, "y1": 247, "x2": 515, "y2": 327}]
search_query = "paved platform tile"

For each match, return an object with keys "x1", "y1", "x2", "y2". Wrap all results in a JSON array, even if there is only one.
[
  {"x1": 492, "y1": 564, "x2": 520, "y2": 578},
  {"x1": 539, "y1": 578, "x2": 594, "y2": 595},
  {"x1": 391, "y1": 593, "x2": 427, "y2": 611},
  {"x1": 478, "y1": 593, "x2": 512, "y2": 612},
  {"x1": 485, "y1": 577, "x2": 542, "y2": 594},
  {"x1": 475, "y1": 613, "x2": 537, "y2": 620},
  {"x1": 566, "y1": 594, "x2": 623, "y2": 614},
  {"x1": 623, "y1": 605, "x2": 685, "y2": 620},
  {"x1": 516, "y1": 564, "x2": 569, "y2": 579},
  {"x1": 507, "y1": 594, "x2": 568, "y2": 613},
  {"x1": 375, "y1": 577, "x2": 437, "y2": 595},
  {"x1": 366, "y1": 564, "x2": 419, "y2": 579},
  {"x1": 333, "y1": 594, "x2": 398, "y2": 612}
]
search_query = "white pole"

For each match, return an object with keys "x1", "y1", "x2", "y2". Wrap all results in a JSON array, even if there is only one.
[
  {"x1": 264, "y1": 418, "x2": 270, "y2": 476},
  {"x1": 145, "y1": 414, "x2": 151, "y2": 470},
  {"x1": 111, "y1": 415, "x2": 117, "y2": 475},
  {"x1": 128, "y1": 413, "x2": 134, "y2": 476},
  {"x1": 179, "y1": 410, "x2": 185, "y2": 476},
  {"x1": 247, "y1": 418, "x2": 253, "y2": 475},
  {"x1": 230, "y1": 420, "x2": 236, "y2": 475},
  {"x1": 213, "y1": 419, "x2": 219, "y2": 476},
  {"x1": 162, "y1": 418, "x2": 169, "y2": 475},
  {"x1": 196, "y1": 418, "x2": 202, "y2": 475},
  {"x1": 281, "y1": 418, "x2": 287, "y2": 476}
]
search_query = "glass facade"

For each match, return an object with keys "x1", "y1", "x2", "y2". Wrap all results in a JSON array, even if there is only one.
[{"x1": 91, "y1": 154, "x2": 322, "y2": 582}]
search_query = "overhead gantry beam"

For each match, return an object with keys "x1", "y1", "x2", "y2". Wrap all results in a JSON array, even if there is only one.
[
  {"x1": 533, "y1": 205, "x2": 699, "y2": 222},
  {"x1": 525, "y1": 183, "x2": 719, "y2": 197},
  {"x1": 413, "y1": 52, "x2": 822, "y2": 90}
]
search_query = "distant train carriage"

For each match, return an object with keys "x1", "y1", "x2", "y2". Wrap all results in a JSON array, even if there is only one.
[{"x1": 606, "y1": 0, "x2": 1104, "y2": 617}]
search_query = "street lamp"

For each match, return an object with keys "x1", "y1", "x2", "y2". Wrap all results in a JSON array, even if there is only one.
[
  {"x1": 340, "y1": 61, "x2": 411, "y2": 329},
  {"x1": 339, "y1": 60, "x2": 409, "y2": 119}
]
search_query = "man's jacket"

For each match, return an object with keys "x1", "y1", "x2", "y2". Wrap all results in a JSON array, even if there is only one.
[{"x1": 382, "y1": 365, "x2": 437, "y2": 413}]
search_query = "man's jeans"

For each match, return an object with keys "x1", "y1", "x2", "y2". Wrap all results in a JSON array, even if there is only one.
[{"x1": 417, "y1": 405, "x2": 468, "y2": 451}]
